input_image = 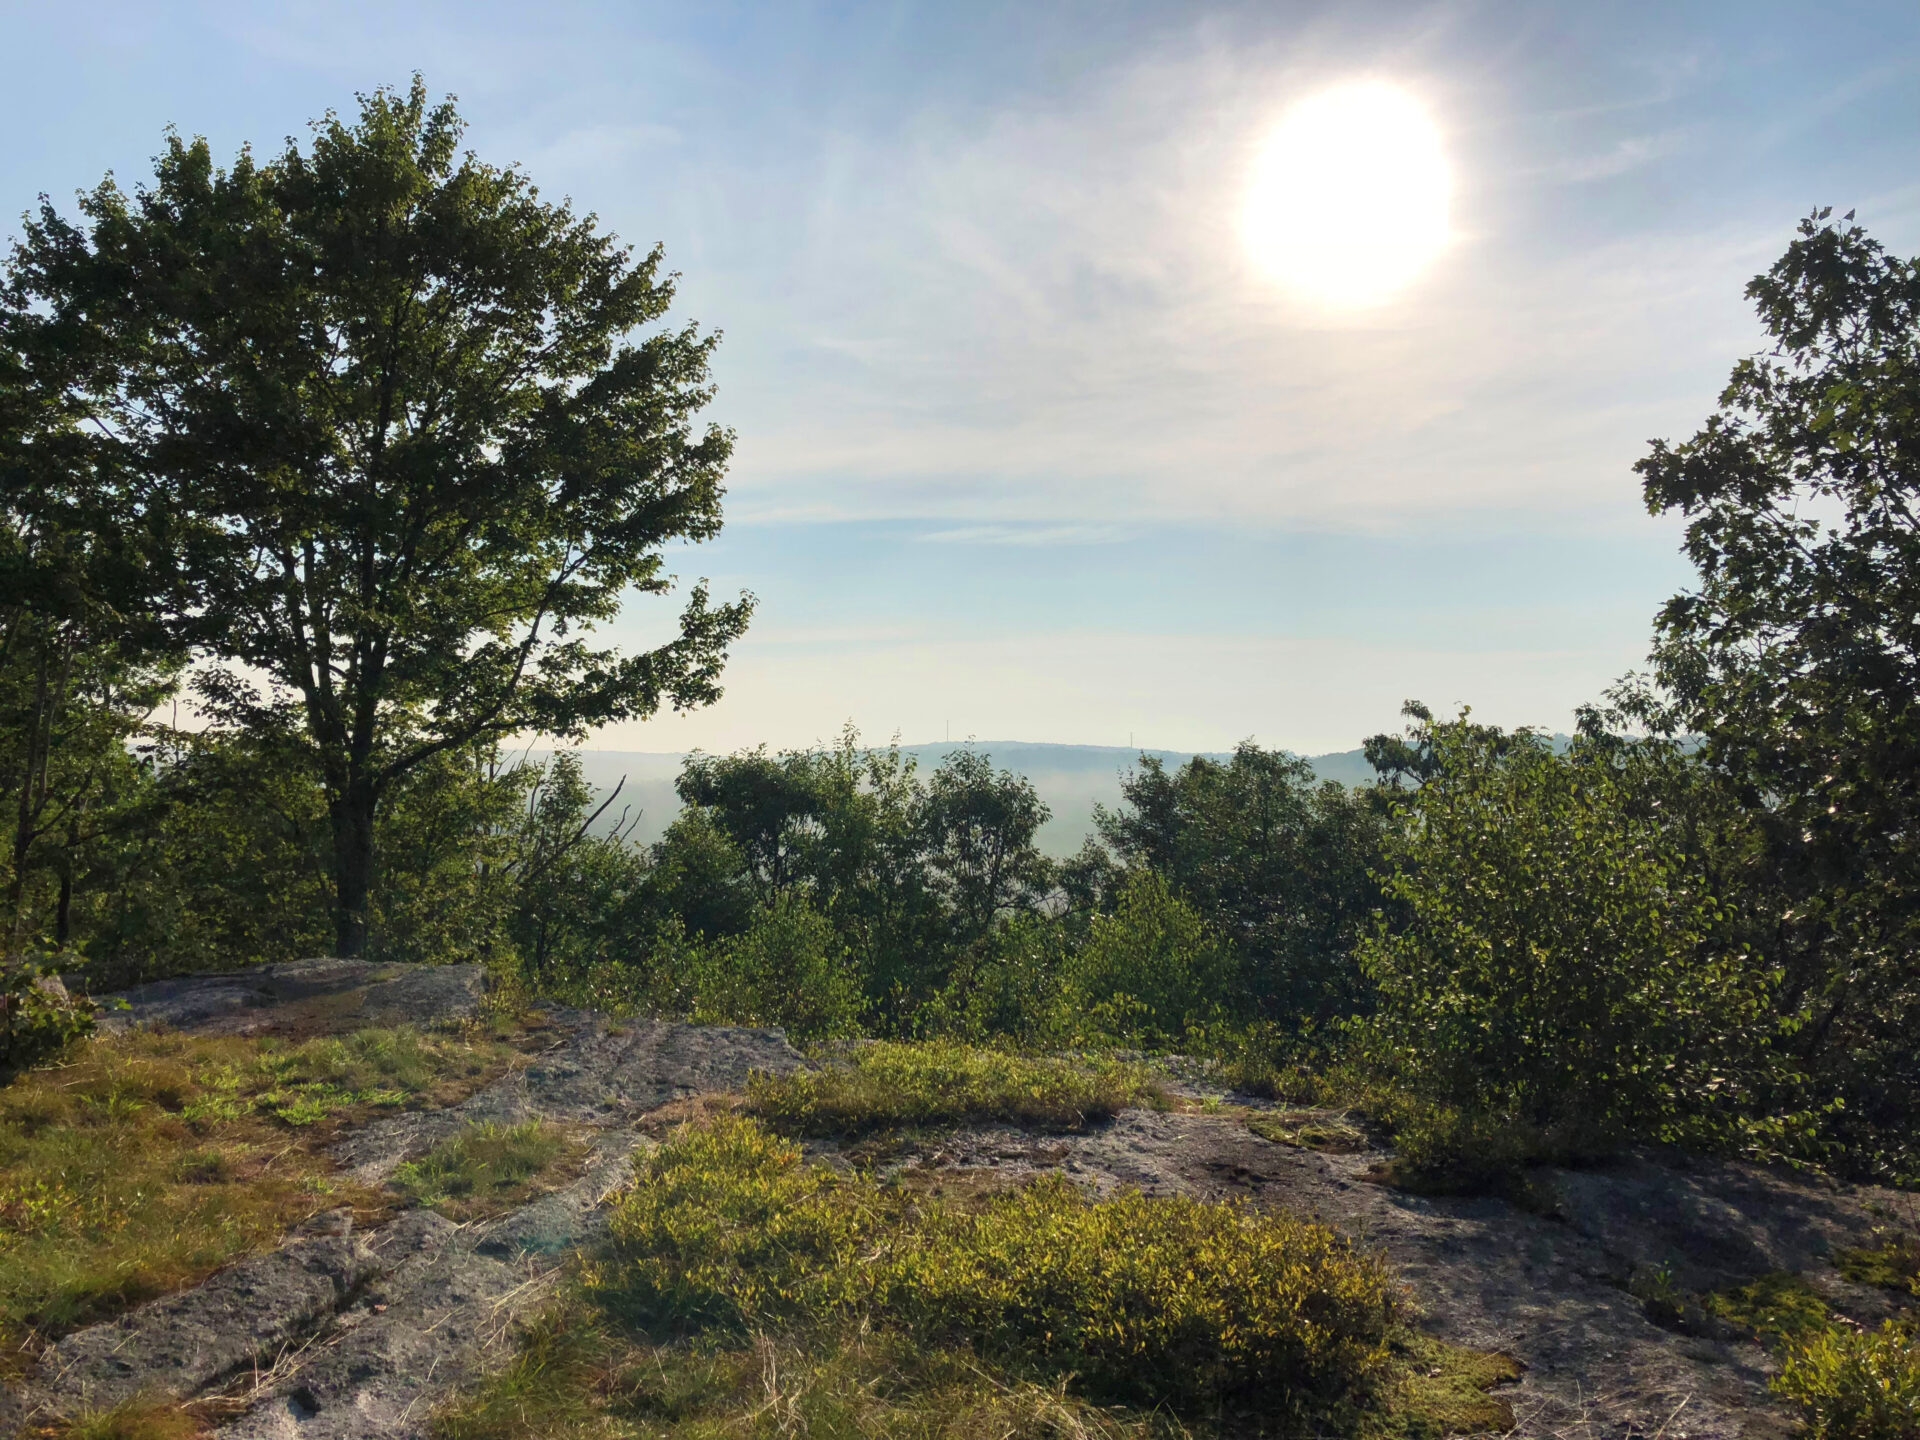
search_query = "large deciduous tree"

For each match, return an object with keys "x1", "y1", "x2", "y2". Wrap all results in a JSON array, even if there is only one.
[
  {"x1": 9, "y1": 81, "x2": 752, "y2": 955},
  {"x1": 1638, "y1": 210, "x2": 1920, "y2": 1165}
]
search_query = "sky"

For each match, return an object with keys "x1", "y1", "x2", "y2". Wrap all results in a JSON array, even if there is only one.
[{"x1": 4, "y1": 1, "x2": 1917, "y2": 754}]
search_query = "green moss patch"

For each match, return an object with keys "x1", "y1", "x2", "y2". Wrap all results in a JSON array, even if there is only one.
[
  {"x1": 1705, "y1": 1271, "x2": 1834, "y2": 1347},
  {"x1": 1836, "y1": 1236, "x2": 1920, "y2": 1295},
  {"x1": 1385, "y1": 1335, "x2": 1525, "y2": 1437}
]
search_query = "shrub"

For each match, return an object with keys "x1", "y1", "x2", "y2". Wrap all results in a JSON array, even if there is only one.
[
  {"x1": 1061, "y1": 871, "x2": 1236, "y2": 1048},
  {"x1": 885, "y1": 1172, "x2": 1394, "y2": 1411},
  {"x1": 592, "y1": 1112, "x2": 882, "y2": 1333},
  {"x1": 745, "y1": 1041, "x2": 1158, "y2": 1136},
  {"x1": 922, "y1": 914, "x2": 1070, "y2": 1046},
  {"x1": 0, "y1": 959, "x2": 95, "y2": 1070},
  {"x1": 593, "y1": 1113, "x2": 1396, "y2": 1417},
  {"x1": 1773, "y1": 1320, "x2": 1920, "y2": 1440},
  {"x1": 1357, "y1": 718, "x2": 1775, "y2": 1149},
  {"x1": 688, "y1": 898, "x2": 866, "y2": 1042}
]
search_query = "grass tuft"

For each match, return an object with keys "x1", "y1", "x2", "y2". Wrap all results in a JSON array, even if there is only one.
[
  {"x1": 392, "y1": 1120, "x2": 586, "y2": 1221},
  {"x1": 1243, "y1": 1109, "x2": 1371, "y2": 1154},
  {"x1": 47, "y1": 1397, "x2": 208, "y2": 1439},
  {"x1": 434, "y1": 1307, "x2": 1168, "y2": 1440},
  {"x1": 745, "y1": 1042, "x2": 1161, "y2": 1138}
]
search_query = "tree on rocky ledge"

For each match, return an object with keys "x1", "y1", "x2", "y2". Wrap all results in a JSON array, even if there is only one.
[{"x1": 7, "y1": 80, "x2": 752, "y2": 956}]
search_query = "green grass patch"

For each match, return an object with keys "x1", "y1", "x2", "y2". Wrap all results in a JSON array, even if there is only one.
[
  {"x1": 0, "y1": 1024, "x2": 515, "y2": 1350},
  {"x1": 392, "y1": 1120, "x2": 589, "y2": 1221},
  {"x1": 744, "y1": 1042, "x2": 1162, "y2": 1138},
  {"x1": 588, "y1": 1112, "x2": 1395, "y2": 1418},
  {"x1": 1244, "y1": 1109, "x2": 1372, "y2": 1154}
]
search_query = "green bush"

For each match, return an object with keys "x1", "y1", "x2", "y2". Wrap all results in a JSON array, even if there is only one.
[
  {"x1": 885, "y1": 1172, "x2": 1394, "y2": 1411},
  {"x1": 0, "y1": 961, "x2": 95, "y2": 1070},
  {"x1": 1357, "y1": 717, "x2": 1775, "y2": 1149},
  {"x1": 594, "y1": 1113, "x2": 1396, "y2": 1416},
  {"x1": 687, "y1": 898, "x2": 866, "y2": 1042},
  {"x1": 745, "y1": 1041, "x2": 1158, "y2": 1136},
  {"x1": 1773, "y1": 1320, "x2": 1920, "y2": 1440},
  {"x1": 1061, "y1": 871, "x2": 1236, "y2": 1048},
  {"x1": 593, "y1": 1111, "x2": 882, "y2": 1333},
  {"x1": 922, "y1": 914, "x2": 1070, "y2": 1046}
]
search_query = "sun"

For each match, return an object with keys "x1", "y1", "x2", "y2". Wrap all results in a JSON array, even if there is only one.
[{"x1": 1241, "y1": 82, "x2": 1451, "y2": 309}]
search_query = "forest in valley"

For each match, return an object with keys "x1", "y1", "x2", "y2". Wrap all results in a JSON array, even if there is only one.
[{"x1": 6, "y1": 83, "x2": 1920, "y2": 1208}]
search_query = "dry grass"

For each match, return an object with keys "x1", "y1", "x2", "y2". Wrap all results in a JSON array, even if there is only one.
[
  {"x1": 1241, "y1": 1109, "x2": 1372, "y2": 1154},
  {"x1": 0, "y1": 1024, "x2": 517, "y2": 1354},
  {"x1": 433, "y1": 1307, "x2": 1175, "y2": 1440}
]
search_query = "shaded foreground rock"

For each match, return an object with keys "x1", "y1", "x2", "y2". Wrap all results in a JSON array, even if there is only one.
[{"x1": 41, "y1": 1226, "x2": 378, "y2": 1415}]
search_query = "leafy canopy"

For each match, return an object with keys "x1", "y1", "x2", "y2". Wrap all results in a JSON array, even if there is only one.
[{"x1": 6, "y1": 80, "x2": 751, "y2": 952}]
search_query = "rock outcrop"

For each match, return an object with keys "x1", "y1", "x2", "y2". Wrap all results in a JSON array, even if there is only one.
[
  {"x1": 11, "y1": 960, "x2": 1911, "y2": 1438},
  {"x1": 18, "y1": 962, "x2": 806, "y2": 1438}
]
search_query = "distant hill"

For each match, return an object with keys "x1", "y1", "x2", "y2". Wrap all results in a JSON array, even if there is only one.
[{"x1": 555, "y1": 741, "x2": 1383, "y2": 857}]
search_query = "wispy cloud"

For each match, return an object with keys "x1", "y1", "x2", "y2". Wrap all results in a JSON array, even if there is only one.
[{"x1": 914, "y1": 523, "x2": 1132, "y2": 546}]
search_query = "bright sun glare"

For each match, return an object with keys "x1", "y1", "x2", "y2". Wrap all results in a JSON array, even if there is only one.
[{"x1": 1242, "y1": 81, "x2": 1451, "y2": 309}]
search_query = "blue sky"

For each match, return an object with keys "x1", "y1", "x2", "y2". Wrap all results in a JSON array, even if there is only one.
[{"x1": 5, "y1": 2, "x2": 1917, "y2": 752}]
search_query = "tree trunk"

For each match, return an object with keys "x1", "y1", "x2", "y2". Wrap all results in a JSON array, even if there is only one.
[{"x1": 330, "y1": 775, "x2": 378, "y2": 958}]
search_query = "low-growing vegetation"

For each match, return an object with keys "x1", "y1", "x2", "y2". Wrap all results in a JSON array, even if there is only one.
[
  {"x1": 1692, "y1": 1269, "x2": 1920, "y2": 1438},
  {"x1": 744, "y1": 1042, "x2": 1161, "y2": 1137},
  {"x1": 391, "y1": 1119, "x2": 590, "y2": 1222},
  {"x1": 433, "y1": 1114, "x2": 1524, "y2": 1438},
  {"x1": 0, "y1": 1024, "x2": 515, "y2": 1349},
  {"x1": 1773, "y1": 1320, "x2": 1920, "y2": 1440},
  {"x1": 591, "y1": 1114, "x2": 1394, "y2": 1414}
]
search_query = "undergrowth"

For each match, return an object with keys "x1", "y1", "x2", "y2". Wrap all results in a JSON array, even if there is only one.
[
  {"x1": 0, "y1": 1024, "x2": 515, "y2": 1350},
  {"x1": 438, "y1": 1113, "x2": 1521, "y2": 1438},
  {"x1": 1773, "y1": 1321, "x2": 1920, "y2": 1440},
  {"x1": 590, "y1": 1112, "x2": 1394, "y2": 1417},
  {"x1": 745, "y1": 1042, "x2": 1162, "y2": 1137},
  {"x1": 1700, "y1": 1270, "x2": 1920, "y2": 1438}
]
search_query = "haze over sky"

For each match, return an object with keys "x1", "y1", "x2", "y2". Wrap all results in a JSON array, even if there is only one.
[{"x1": 6, "y1": 2, "x2": 1917, "y2": 754}]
